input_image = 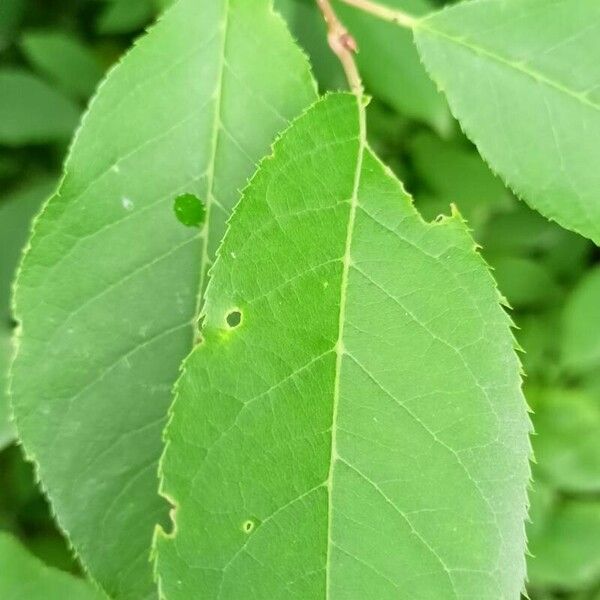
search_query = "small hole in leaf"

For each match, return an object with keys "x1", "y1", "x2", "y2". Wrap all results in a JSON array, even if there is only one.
[
  {"x1": 173, "y1": 193, "x2": 205, "y2": 228},
  {"x1": 226, "y1": 310, "x2": 242, "y2": 328},
  {"x1": 242, "y1": 519, "x2": 256, "y2": 534}
]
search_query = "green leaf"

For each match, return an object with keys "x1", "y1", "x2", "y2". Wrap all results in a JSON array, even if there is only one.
[
  {"x1": 528, "y1": 499, "x2": 600, "y2": 591},
  {"x1": 531, "y1": 388, "x2": 600, "y2": 494},
  {"x1": 21, "y1": 31, "x2": 105, "y2": 99},
  {"x1": 0, "y1": 69, "x2": 80, "y2": 146},
  {"x1": 414, "y1": 0, "x2": 600, "y2": 243},
  {"x1": 561, "y1": 266, "x2": 600, "y2": 375},
  {"x1": 10, "y1": 1, "x2": 316, "y2": 597},
  {"x1": 0, "y1": 532, "x2": 106, "y2": 600},
  {"x1": 0, "y1": 177, "x2": 55, "y2": 450},
  {"x1": 155, "y1": 93, "x2": 530, "y2": 599}
]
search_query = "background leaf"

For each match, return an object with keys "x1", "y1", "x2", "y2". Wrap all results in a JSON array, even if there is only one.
[
  {"x1": 531, "y1": 389, "x2": 600, "y2": 494},
  {"x1": 0, "y1": 531, "x2": 106, "y2": 600},
  {"x1": 0, "y1": 333, "x2": 13, "y2": 449},
  {"x1": 21, "y1": 31, "x2": 104, "y2": 99},
  {"x1": 10, "y1": 0, "x2": 316, "y2": 597},
  {"x1": 408, "y1": 131, "x2": 511, "y2": 231},
  {"x1": 528, "y1": 497, "x2": 600, "y2": 593},
  {"x1": 0, "y1": 0, "x2": 24, "y2": 51},
  {"x1": 0, "y1": 177, "x2": 54, "y2": 450},
  {"x1": 156, "y1": 93, "x2": 530, "y2": 599},
  {"x1": 0, "y1": 69, "x2": 80, "y2": 146},
  {"x1": 491, "y1": 257, "x2": 560, "y2": 311},
  {"x1": 96, "y1": 0, "x2": 155, "y2": 35},
  {"x1": 561, "y1": 267, "x2": 600, "y2": 376},
  {"x1": 414, "y1": 0, "x2": 600, "y2": 243}
]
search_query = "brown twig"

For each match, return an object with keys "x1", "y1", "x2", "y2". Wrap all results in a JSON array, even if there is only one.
[
  {"x1": 337, "y1": 0, "x2": 417, "y2": 29},
  {"x1": 316, "y1": 0, "x2": 363, "y2": 96}
]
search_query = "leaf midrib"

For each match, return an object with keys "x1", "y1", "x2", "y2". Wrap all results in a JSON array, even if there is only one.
[
  {"x1": 325, "y1": 95, "x2": 366, "y2": 598},
  {"x1": 418, "y1": 19, "x2": 600, "y2": 113}
]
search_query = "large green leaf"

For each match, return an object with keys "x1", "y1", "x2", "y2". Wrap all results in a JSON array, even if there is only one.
[
  {"x1": 0, "y1": 177, "x2": 55, "y2": 450},
  {"x1": 10, "y1": 1, "x2": 316, "y2": 597},
  {"x1": 155, "y1": 93, "x2": 530, "y2": 599},
  {"x1": 414, "y1": 0, "x2": 600, "y2": 243},
  {"x1": 0, "y1": 532, "x2": 106, "y2": 600}
]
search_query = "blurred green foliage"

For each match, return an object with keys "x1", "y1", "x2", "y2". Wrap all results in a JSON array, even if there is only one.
[{"x1": 0, "y1": 0, "x2": 598, "y2": 597}]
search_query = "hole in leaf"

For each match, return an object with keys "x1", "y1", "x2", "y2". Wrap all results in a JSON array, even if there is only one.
[
  {"x1": 226, "y1": 310, "x2": 242, "y2": 328},
  {"x1": 173, "y1": 193, "x2": 205, "y2": 228},
  {"x1": 242, "y1": 519, "x2": 258, "y2": 534}
]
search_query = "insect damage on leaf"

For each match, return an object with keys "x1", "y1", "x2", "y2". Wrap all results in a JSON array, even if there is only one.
[
  {"x1": 173, "y1": 193, "x2": 205, "y2": 228},
  {"x1": 225, "y1": 309, "x2": 242, "y2": 329}
]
